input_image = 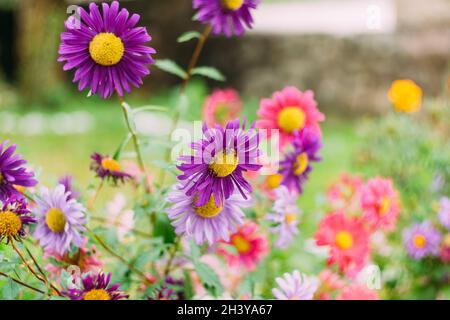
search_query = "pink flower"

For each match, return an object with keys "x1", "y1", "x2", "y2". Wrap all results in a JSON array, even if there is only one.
[
  {"x1": 327, "y1": 173, "x2": 363, "y2": 211},
  {"x1": 440, "y1": 234, "x2": 450, "y2": 263},
  {"x1": 336, "y1": 284, "x2": 379, "y2": 300},
  {"x1": 203, "y1": 88, "x2": 242, "y2": 128},
  {"x1": 122, "y1": 160, "x2": 154, "y2": 193},
  {"x1": 360, "y1": 177, "x2": 400, "y2": 232},
  {"x1": 106, "y1": 193, "x2": 135, "y2": 242},
  {"x1": 315, "y1": 212, "x2": 370, "y2": 277},
  {"x1": 218, "y1": 222, "x2": 268, "y2": 271},
  {"x1": 256, "y1": 86, "x2": 325, "y2": 150},
  {"x1": 316, "y1": 270, "x2": 345, "y2": 300}
]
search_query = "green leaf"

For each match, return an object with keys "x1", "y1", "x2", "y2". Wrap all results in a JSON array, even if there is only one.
[
  {"x1": 113, "y1": 133, "x2": 132, "y2": 161},
  {"x1": 155, "y1": 59, "x2": 187, "y2": 79},
  {"x1": 191, "y1": 67, "x2": 226, "y2": 82},
  {"x1": 133, "y1": 105, "x2": 167, "y2": 114},
  {"x1": 193, "y1": 262, "x2": 224, "y2": 297},
  {"x1": 3, "y1": 278, "x2": 19, "y2": 299},
  {"x1": 121, "y1": 102, "x2": 137, "y2": 134},
  {"x1": 177, "y1": 31, "x2": 202, "y2": 43}
]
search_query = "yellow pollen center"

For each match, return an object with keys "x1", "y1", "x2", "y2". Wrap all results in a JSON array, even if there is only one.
[
  {"x1": 221, "y1": 0, "x2": 244, "y2": 10},
  {"x1": 83, "y1": 289, "x2": 111, "y2": 300},
  {"x1": 232, "y1": 235, "x2": 251, "y2": 253},
  {"x1": 335, "y1": 231, "x2": 353, "y2": 250},
  {"x1": 0, "y1": 211, "x2": 22, "y2": 238},
  {"x1": 293, "y1": 153, "x2": 309, "y2": 176},
  {"x1": 277, "y1": 107, "x2": 306, "y2": 134},
  {"x1": 89, "y1": 32, "x2": 124, "y2": 66},
  {"x1": 266, "y1": 174, "x2": 283, "y2": 189},
  {"x1": 379, "y1": 197, "x2": 390, "y2": 216},
  {"x1": 413, "y1": 234, "x2": 426, "y2": 249},
  {"x1": 209, "y1": 151, "x2": 238, "y2": 177},
  {"x1": 290, "y1": 295, "x2": 300, "y2": 300},
  {"x1": 14, "y1": 185, "x2": 26, "y2": 194},
  {"x1": 45, "y1": 208, "x2": 66, "y2": 233},
  {"x1": 194, "y1": 194, "x2": 223, "y2": 218},
  {"x1": 285, "y1": 214, "x2": 297, "y2": 224},
  {"x1": 101, "y1": 158, "x2": 121, "y2": 172}
]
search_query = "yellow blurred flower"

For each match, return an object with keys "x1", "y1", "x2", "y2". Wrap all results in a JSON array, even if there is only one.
[{"x1": 388, "y1": 79, "x2": 423, "y2": 113}]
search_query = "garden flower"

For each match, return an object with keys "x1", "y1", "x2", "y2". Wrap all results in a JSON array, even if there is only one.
[
  {"x1": 91, "y1": 153, "x2": 132, "y2": 184},
  {"x1": 203, "y1": 88, "x2": 243, "y2": 128},
  {"x1": 272, "y1": 270, "x2": 318, "y2": 300},
  {"x1": 106, "y1": 193, "x2": 135, "y2": 242},
  {"x1": 315, "y1": 212, "x2": 370, "y2": 276},
  {"x1": 316, "y1": 270, "x2": 345, "y2": 300},
  {"x1": 336, "y1": 284, "x2": 379, "y2": 300},
  {"x1": 437, "y1": 197, "x2": 450, "y2": 230},
  {"x1": 403, "y1": 221, "x2": 441, "y2": 260},
  {"x1": 440, "y1": 234, "x2": 450, "y2": 263},
  {"x1": 0, "y1": 140, "x2": 38, "y2": 201},
  {"x1": 193, "y1": 0, "x2": 259, "y2": 37},
  {"x1": 148, "y1": 287, "x2": 177, "y2": 300},
  {"x1": 58, "y1": 1, "x2": 156, "y2": 99},
  {"x1": 327, "y1": 173, "x2": 363, "y2": 210},
  {"x1": 265, "y1": 186, "x2": 300, "y2": 249},
  {"x1": 34, "y1": 185, "x2": 87, "y2": 255},
  {"x1": 388, "y1": 79, "x2": 422, "y2": 113},
  {"x1": 217, "y1": 221, "x2": 268, "y2": 271},
  {"x1": 64, "y1": 272, "x2": 128, "y2": 300},
  {"x1": 278, "y1": 128, "x2": 322, "y2": 194},
  {"x1": 360, "y1": 177, "x2": 400, "y2": 232},
  {"x1": 122, "y1": 160, "x2": 154, "y2": 193},
  {"x1": 177, "y1": 119, "x2": 261, "y2": 207},
  {"x1": 256, "y1": 87, "x2": 325, "y2": 150},
  {"x1": 58, "y1": 175, "x2": 79, "y2": 200},
  {"x1": 0, "y1": 197, "x2": 35, "y2": 243},
  {"x1": 166, "y1": 185, "x2": 251, "y2": 245}
]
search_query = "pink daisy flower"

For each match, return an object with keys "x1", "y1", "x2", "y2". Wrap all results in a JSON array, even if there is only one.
[
  {"x1": 256, "y1": 86, "x2": 325, "y2": 150},
  {"x1": 360, "y1": 177, "x2": 400, "y2": 232},
  {"x1": 327, "y1": 173, "x2": 363, "y2": 210},
  {"x1": 314, "y1": 212, "x2": 370, "y2": 276},
  {"x1": 316, "y1": 270, "x2": 345, "y2": 300},
  {"x1": 217, "y1": 221, "x2": 268, "y2": 271},
  {"x1": 203, "y1": 88, "x2": 243, "y2": 128},
  {"x1": 336, "y1": 283, "x2": 379, "y2": 300}
]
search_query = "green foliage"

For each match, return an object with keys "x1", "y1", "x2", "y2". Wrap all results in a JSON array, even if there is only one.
[
  {"x1": 191, "y1": 67, "x2": 226, "y2": 82},
  {"x1": 177, "y1": 31, "x2": 202, "y2": 43},
  {"x1": 154, "y1": 59, "x2": 188, "y2": 79}
]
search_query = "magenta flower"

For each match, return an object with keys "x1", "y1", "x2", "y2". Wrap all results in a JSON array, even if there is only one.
[
  {"x1": 0, "y1": 197, "x2": 35, "y2": 243},
  {"x1": 64, "y1": 272, "x2": 128, "y2": 300}
]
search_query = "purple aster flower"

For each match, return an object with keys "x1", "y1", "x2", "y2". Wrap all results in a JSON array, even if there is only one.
[
  {"x1": 0, "y1": 140, "x2": 38, "y2": 201},
  {"x1": 64, "y1": 272, "x2": 128, "y2": 300},
  {"x1": 58, "y1": 1, "x2": 156, "y2": 99},
  {"x1": 193, "y1": 0, "x2": 259, "y2": 37},
  {"x1": 34, "y1": 185, "x2": 87, "y2": 255},
  {"x1": 177, "y1": 119, "x2": 261, "y2": 207},
  {"x1": 58, "y1": 175, "x2": 79, "y2": 200},
  {"x1": 148, "y1": 287, "x2": 177, "y2": 300},
  {"x1": 403, "y1": 221, "x2": 442, "y2": 260},
  {"x1": 272, "y1": 270, "x2": 318, "y2": 300},
  {"x1": 438, "y1": 197, "x2": 450, "y2": 230},
  {"x1": 0, "y1": 197, "x2": 35, "y2": 243},
  {"x1": 90, "y1": 153, "x2": 132, "y2": 185},
  {"x1": 265, "y1": 186, "x2": 300, "y2": 249},
  {"x1": 279, "y1": 128, "x2": 322, "y2": 194},
  {"x1": 166, "y1": 184, "x2": 251, "y2": 245}
]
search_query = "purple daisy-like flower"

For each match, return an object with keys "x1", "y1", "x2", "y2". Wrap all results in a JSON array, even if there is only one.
[
  {"x1": 34, "y1": 185, "x2": 87, "y2": 255},
  {"x1": 403, "y1": 221, "x2": 442, "y2": 260},
  {"x1": 167, "y1": 184, "x2": 251, "y2": 245},
  {"x1": 64, "y1": 272, "x2": 128, "y2": 300},
  {"x1": 265, "y1": 186, "x2": 300, "y2": 249},
  {"x1": 438, "y1": 197, "x2": 450, "y2": 230},
  {"x1": 0, "y1": 197, "x2": 35, "y2": 243},
  {"x1": 278, "y1": 128, "x2": 322, "y2": 194},
  {"x1": 0, "y1": 140, "x2": 38, "y2": 201},
  {"x1": 59, "y1": 175, "x2": 79, "y2": 200},
  {"x1": 58, "y1": 1, "x2": 156, "y2": 99},
  {"x1": 90, "y1": 153, "x2": 132, "y2": 185},
  {"x1": 272, "y1": 270, "x2": 318, "y2": 300},
  {"x1": 177, "y1": 119, "x2": 261, "y2": 207},
  {"x1": 193, "y1": 0, "x2": 259, "y2": 37}
]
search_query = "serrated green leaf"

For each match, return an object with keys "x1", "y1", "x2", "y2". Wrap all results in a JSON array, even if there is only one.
[
  {"x1": 191, "y1": 67, "x2": 226, "y2": 82},
  {"x1": 155, "y1": 59, "x2": 187, "y2": 79},
  {"x1": 177, "y1": 31, "x2": 202, "y2": 43}
]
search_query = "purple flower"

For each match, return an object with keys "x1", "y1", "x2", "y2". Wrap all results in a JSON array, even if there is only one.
[
  {"x1": 58, "y1": 1, "x2": 156, "y2": 99},
  {"x1": 34, "y1": 185, "x2": 86, "y2": 255},
  {"x1": 166, "y1": 184, "x2": 251, "y2": 245},
  {"x1": 64, "y1": 272, "x2": 128, "y2": 300},
  {"x1": 148, "y1": 287, "x2": 177, "y2": 300},
  {"x1": 0, "y1": 197, "x2": 35, "y2": 243},
  {"x1": 90, "y1": 153, "x2": 132, "y2": 185},
  {"x1": 193, "y1": 0, "x2": 260, "y2": 37},
  {"x1": 58, "y1": 175, "x2": 79, "y2": 200},
  {"x1": 177, "y1": 119, "x2": 261, "y2": 207},
  {"x1": 0, "y1": 140, "x2": 38, "y2": 201},
  {"x1": 403, "y1": 221, "x2": 442, "y2": 260},
  {"x1": 272, "y1": 270, "x2": 318, "y2": 300},
  {"x1": 279, "y1": 128, "x2": 322, "y2": 194},
  {"x1": 438, "y1": 197, "x2": 450, "y2": 230}
]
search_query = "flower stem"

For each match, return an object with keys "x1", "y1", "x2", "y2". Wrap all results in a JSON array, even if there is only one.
[
  {"x1": 0, "y1": 271, "x2": 46, "y2": 295},
  {"x1": 87, "y1": 179, "x2": 104, "y2": 210},
  {"x1": 163, "y1": 237, "x2": 181, "y2": 277}
]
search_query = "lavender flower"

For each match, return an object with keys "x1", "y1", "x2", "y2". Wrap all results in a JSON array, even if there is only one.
[
  {"x1": 438, "y1": 197, "x2": 450, "y2": 230},
  {"x1": 403, "y1": 221, "x2": 442, "y2": 259},
  {"x1": 272, "y1": 270, "x2": 318, "y2": 300}
]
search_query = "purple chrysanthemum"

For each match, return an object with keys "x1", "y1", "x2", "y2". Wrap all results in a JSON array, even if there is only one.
[
  {"x1": 59, "y1": 175, "x2": 79, "y2": 200},
  {"x1": 272, "y1": 270, "x2": 318, "y2": 300},
  {"x1": 58, "y1": 1, "x2": 156, "y2": 99},
  {"x1": 177, "y1": 119, "x2": 261, "y2": 207},
  {"x1": 193, "y1": 0, "x2": 259, "y2": 37},
  {"x1": 265, "y1": 186, "x2": 300, "y2": 249},
  {"x1": 0, "y1": 141, "x2": 38, "y2": 201},
  {"x1": 278, "y1": 128, "x2": 322, "y2": 194},
  {"x1": 166, "y1": 184, "x2": 251, "y2": 245},
  {"x1": 90, "y1": 153, "x2": 132, "y2": 184},
  {"x1": 438, "y1": 197, "x2": 450, "y2": 230},
  {"x1": 0, "y1": 197, "x2": 35, "y2": 243},
  {"x1": 34, "y1": 185, "x2": 86, "y2": 255},
  {"x1": 64, "y1": 272, "x2": 128, "y2": 300},
  {"x1": 403, "y1": 221, "x2": 442, "y2": 260}
]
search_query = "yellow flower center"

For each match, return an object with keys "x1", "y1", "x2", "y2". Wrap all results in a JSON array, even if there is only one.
[
  {"x1": 209, "y1": 151, "x2": 238, "y2": 178},
  {"x1": 45, "y1": 208, "x2": 66, "y2": 233},
  {"x1": 101, "y1": 158, "x2": 121, "y2": 172},
  {"x1": 266, "y1": 174, "x2": 283, "y2": 189},
  {"x1": 285, "y1": 213, "x2": 297, "y2": 224},
  {"x1": 0, "y1": 211, "x2": 22, "y2": 238},
  {"x1": 290, "y1": 295, "x2": 300, "y2": 300},
  {"x1": 83, "y1": 289, "x2": 111, "y2": 300},
  {"x1": 194, "y1": 194, "x2": 223, "y2": 218},
  {"x1": 293, "y1": 153, "x2": 309, "y2": 176},
  {"x1": 277, "y1": 107, "x2": 306, "y2": 134},
  {"x1": 335, "y1": 231, "x2": 353, "y2": 250},
  {"x1": 221, "y1": 0, "x2": 244, "y2": 11},
  {"x1": 232, "y1": 235, "x2": 251, "y2": 253},
  {"x1": 388, "y1": 79, "x2": 423, "y2": 113},
  {"x1": 89, "y1": 32, "x2": 124, "y2": 66},
  {"x1": 379, "y1": 197, "x2": 390, "y2": 216},
  {"x1": 413, "y1": 234, "x2": 426, "y2": 249},
  {"x1": 14, "y1": 185, "x2": 26, "y2": 194}
]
